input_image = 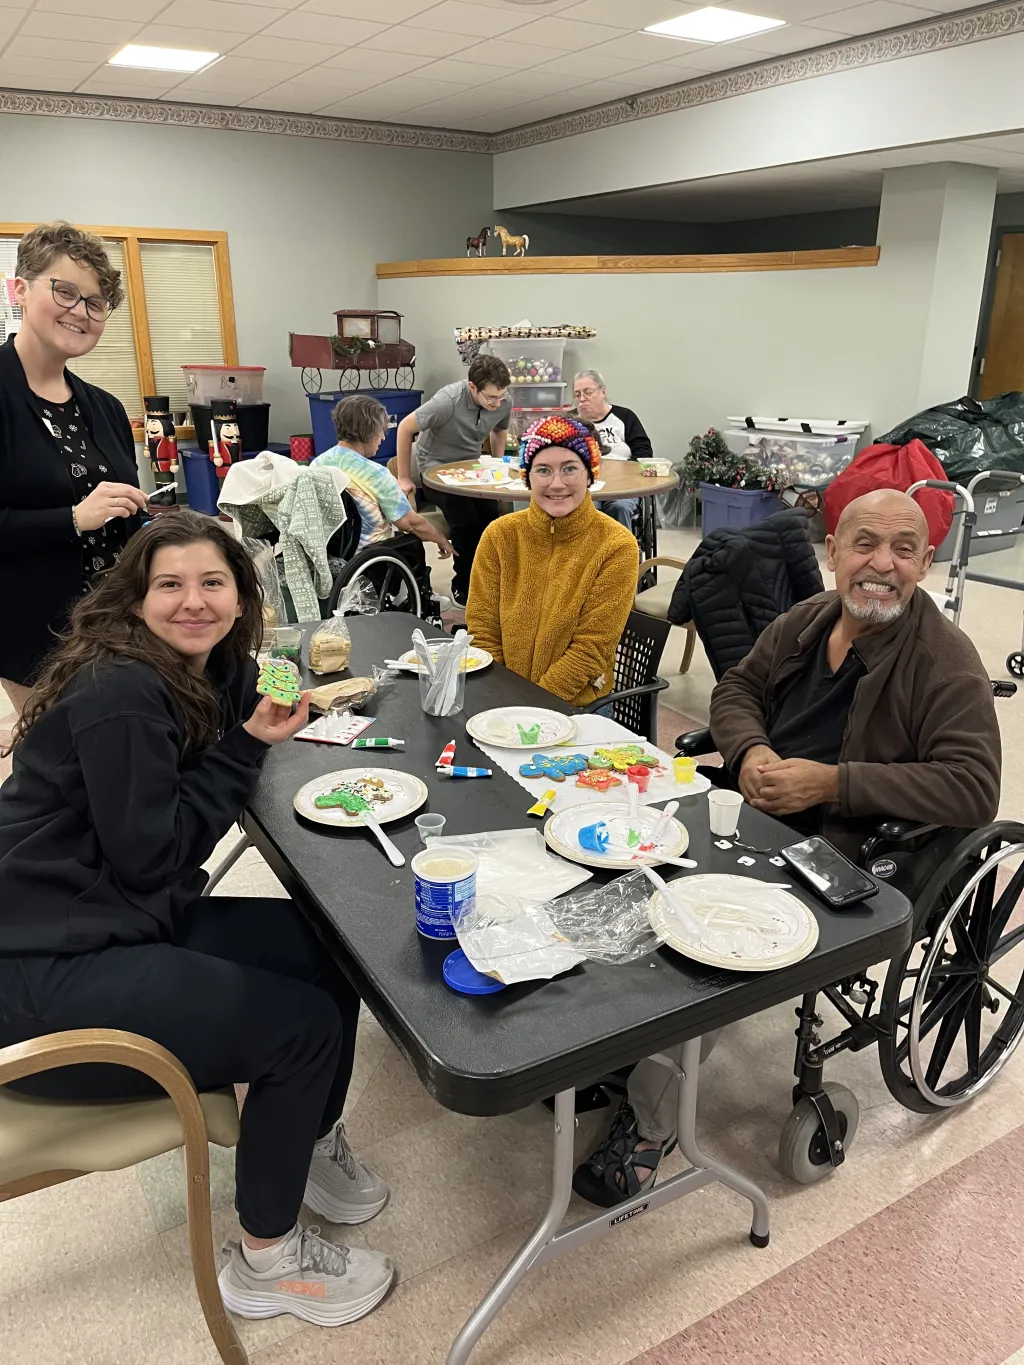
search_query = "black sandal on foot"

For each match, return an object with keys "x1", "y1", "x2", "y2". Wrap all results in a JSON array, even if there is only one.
[{"x1": 571, "y1": 1101, "x2": 674, "y2": 1209}]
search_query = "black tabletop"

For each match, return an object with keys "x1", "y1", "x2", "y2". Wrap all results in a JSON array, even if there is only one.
[{"x1": 245, "y1": 615, "x2": 914, "y2": 1116}]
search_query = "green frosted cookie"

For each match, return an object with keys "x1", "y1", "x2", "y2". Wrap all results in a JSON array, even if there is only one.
[{"x1": 314, "y1": 789, "x2": 370, "y2": 814}]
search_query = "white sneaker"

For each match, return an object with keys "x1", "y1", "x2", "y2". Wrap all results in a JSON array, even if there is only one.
[
  {"x1": 304, "y1": 1122, "x2": 389, "y2": 1224},
  {"x1": 219, "y1": 1225, "x2": 394, "y2": 1327}
]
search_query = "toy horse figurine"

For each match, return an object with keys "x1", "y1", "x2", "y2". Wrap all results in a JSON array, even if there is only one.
[
  {"x1": 494, "y1": 225, "x2": 529, "y2": 257},
  {"x1": 466, "y1": 226, "x2": 490, "y2": 257}
]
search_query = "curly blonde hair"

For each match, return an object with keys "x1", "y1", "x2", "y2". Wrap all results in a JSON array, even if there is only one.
[{"x1": 15, "y1": 221, "x2": 125, "y2": 310}]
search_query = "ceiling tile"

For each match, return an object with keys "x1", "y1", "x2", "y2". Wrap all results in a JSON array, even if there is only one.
[
  {"x1": 456, "y1": 37, "x2": 574, "y2": 69},
  {"x1": 506, "y1": 15, "x2": 626, "y2": 50},
  {"x1": 359, "y1": 26, "x2": 480, "y2": 56},
  {"x1": 718, "y1": 0, "x2": 850, "y2": 19},
  {"x1": 589, "y1": 62, "x2": 698, "y2": 92},
  {"x1": 533, "y1": 49, "x2": 649, "y2": 79},
  {"x1": 20, "y1": 10, "x2": 144, "y2": 43},
  {"x1": 320, "y1": 47, "x2": 426, "y2": 75},
  {"x1": 0, "y1": 6, "x2": 24, "y2": 39},
  {"x1": 412, "y1": 56, "x2": 511, "y2": 86},
  {"x1": 404, "y1": 90, "x2": 501, "y2": 118},
  {"x1": 3, "y1": 33, "x2": 121, "y2": 62},
  {"x1": 456, "y1": 0, "x2": 579, "y2": 9},
  {"x1": 170, "y1": 86, "x2": 250, "y2": 105},
  {"x1": 0, "y1": 57, "x2": 99, "y2": 87},
  {"x1": 585, "y1": 29, "x2": 720, "y2": 62},
  {"x1": 723, "y1": 22, "x2": 840, "y2": 54},
  {"x1": 356, "y1": 74, "x2": 468, "y2": 108},
  {"x1": 77, "y1": 72, "x2": 181, "y2": 97},
  {"x1": 556, "y1": 0, "x2": 695, "y2": 25},
  {"x1": 315, "y1": 86, "x2": 444, "y2": 116},
  {"x1": 813, "y1": 0, "x2": 937, "y2": 35},
  {"x1": 154, "y1": 0, "x2": 288, "y2": 35},
  {"x1": 128, "y1": 24, "x2": 250, "y2": 53},
  {"x1": 404, "y1": 1, "x2": 534, "y2": 37},
  {"x1": 260, "y1": 10, "x2": 387, "y2": 43},
  {"x1": 301, "y1": 0, "x2": 438, "y2": 18},
  {"x1": 33, "y1": 0, "x2": 166, "y2": 17},
  {"x1": 230, "y1": 33, "x2": 344, "y2": 62}
]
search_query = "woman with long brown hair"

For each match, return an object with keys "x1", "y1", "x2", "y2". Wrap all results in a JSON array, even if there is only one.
[{"x1": 0, "y1": 511, "x2": 394, "y2": 1328}]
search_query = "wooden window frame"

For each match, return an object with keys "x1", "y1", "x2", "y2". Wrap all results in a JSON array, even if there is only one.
[{"x1": 0, "y1": 223, "x2": 238, "y2": 398}]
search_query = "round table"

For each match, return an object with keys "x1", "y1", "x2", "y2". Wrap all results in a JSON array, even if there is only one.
[{"x1": 421, "y1": 459, "x2": 679, "y2": 573}]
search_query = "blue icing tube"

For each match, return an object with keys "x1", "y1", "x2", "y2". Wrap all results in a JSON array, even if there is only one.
[{"x1": 578, "y1": 821, "x2": 609, "y2": 853}]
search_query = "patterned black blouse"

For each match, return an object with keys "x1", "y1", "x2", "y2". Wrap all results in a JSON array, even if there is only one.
[{"x1": 30, "y1": 392, "x2": 129, "y2": 593}]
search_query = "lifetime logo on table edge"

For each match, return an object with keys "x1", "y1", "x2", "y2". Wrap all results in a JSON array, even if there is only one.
[{"x1": 609, "y1": 1201, "x2": 650, "y2": 1226}]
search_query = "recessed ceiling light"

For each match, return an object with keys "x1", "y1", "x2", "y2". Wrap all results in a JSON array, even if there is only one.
[
  {"x1": 646, "y1": 7, "x2": 785, "y2": 42},
  {"x1": 108, "y1": 44, "x2": 221, "y2": 74}
]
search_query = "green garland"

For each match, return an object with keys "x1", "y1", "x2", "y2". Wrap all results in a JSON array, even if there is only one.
[{"x1": 680, "y1": 427, "x2": 785, "y2": 493}]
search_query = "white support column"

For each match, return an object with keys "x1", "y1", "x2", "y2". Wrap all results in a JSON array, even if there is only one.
[{"x1": 877, "y1": 163, "x2": 998, "y2": 412}]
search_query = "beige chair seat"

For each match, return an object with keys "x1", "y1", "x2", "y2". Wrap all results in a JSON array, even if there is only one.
[
  {"x1": 634, "y1": 579, "x2": 675, "y2": 620},
  {"x1": 0, "y1": 1085, "x2": 240, "y2": 1186},
  {"x1": 635, "y1": 556, "x2": 697, "y2": 674}
]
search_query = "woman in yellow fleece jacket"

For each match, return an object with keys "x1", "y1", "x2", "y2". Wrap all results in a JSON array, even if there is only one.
[{"x1": 466, "y1": 415, "x2": 637, "y2": 707}]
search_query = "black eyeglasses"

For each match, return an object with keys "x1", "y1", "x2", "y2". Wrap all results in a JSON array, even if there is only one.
[{"x1": 49, "y1": 278, "x2": 113, "y2": 321}]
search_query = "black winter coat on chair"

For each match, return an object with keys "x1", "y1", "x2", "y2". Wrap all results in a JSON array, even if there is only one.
[
  {"x1": 0, "y1": 337, "x2": 141, "y2": 686},
  {"x1": 668, "y1": 508, "x2": 824, "y2": 681}
]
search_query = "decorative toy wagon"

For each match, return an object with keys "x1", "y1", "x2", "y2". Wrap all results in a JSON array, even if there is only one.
[{"x1": 289, "y1": 310, "x2": 416, "y2": 394}]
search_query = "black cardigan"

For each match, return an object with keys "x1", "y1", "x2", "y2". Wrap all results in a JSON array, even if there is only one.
[{"x1": 0, "y1": 336, "x2": 141, "y2": 685}]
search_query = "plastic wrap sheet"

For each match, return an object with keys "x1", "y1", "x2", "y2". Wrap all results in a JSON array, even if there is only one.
[
  {"x1": 454, "y1": 893, "x2": 587, "y2": 985},
  {"x1": 430, "y1": 828, "x2": 591, "y2": 901},
  {"x1": 545, "y1": 869, "x2": 664, "y2": 964}
]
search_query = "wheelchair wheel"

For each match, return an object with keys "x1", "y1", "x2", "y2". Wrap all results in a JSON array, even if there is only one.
[
  {"x1": 328, "y1": 549, "x2": 422, "y2": 619},
  {"x1": 878, "y1": 822, "x2": 1024, "y2": 1113},
  {"x1": 778, "y1": 1081, "x2": 860, "y2": 1184},
  {"x1": 1007, "y1": 653, "x2": 1024, "y2": 679}
]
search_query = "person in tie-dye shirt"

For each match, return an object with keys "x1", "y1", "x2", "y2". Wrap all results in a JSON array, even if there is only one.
[{"x1": 313, "y1": 396, "x2": 454, "y2": 560}]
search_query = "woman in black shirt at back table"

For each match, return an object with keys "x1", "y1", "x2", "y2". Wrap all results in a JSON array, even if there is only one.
[
  {"x1": 0, "y1": 512, "x2": 394, "y2": 1329},
  {"x1": 0, "y1": 220, "x2": 149, "y2": 714}
]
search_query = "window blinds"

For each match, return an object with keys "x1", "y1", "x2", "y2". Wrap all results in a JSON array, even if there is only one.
[
  {"x1": 140, "y1": 241, "x2": 224, "y2": 410},
  {"x1": 66, "y1": 240, "x2": 143, "y2": 421},
  {"x1": 0, "y1": 237, "x2": 23, "y2": 344}
]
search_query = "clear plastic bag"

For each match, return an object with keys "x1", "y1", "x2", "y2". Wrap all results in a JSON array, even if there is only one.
[
  {"x1": 430, "y1": 828, "x2": 591, "y2": 901},
  {"x1": 246, "y1": 538, "x2": 286, "y2": 631},
  {"x1": 308, "y1": 581, "x2": 381, "y2": 674},
  {"x1": 545, "y1": 870, "x2": 664, "y2": 964},
  {"x1": 453, "y1": 892, "x2": 587, "y2": 985}
]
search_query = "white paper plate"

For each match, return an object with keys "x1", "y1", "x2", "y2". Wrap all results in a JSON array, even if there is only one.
[
  {"x1": 544, "y1": 801, "x2": 689, "y2": 871},
  {"x1": 395, "y1": 645, "x2": 493, "y2": 675},
  {"x1": 648, "y1": 874, "x2": 819, "y2": 973},
  {"x1": 467, "y1": 707, "x2": 577, "y2": 750},
  {"x1": 294, "y1": 768, "x2": 428, "y2": 828}
]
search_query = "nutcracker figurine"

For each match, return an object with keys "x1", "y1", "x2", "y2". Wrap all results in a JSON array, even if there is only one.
[
  {"x1": 209, "y1": 399, "x2": 241, "y2": 481},
  {"x1": 143, "y1": 396, "x2": 179, "y2": 485}
]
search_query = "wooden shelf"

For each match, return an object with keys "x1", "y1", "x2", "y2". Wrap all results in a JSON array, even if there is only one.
[{"x1": 377, "y1": 247, "x2": 880, "y2": 279}]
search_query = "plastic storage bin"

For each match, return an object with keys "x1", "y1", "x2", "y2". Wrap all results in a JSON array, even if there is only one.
[
  {"x1": 181, "y1": 365, "x2": 266, "y2": 405},
  {"x1": 699, "y1": 482, "x2": 783, "y2": 535},
  {"x1": 190, "y1": 403, "x2": 270, "y2": 456},
  {"x1": 508, "y1": 381, "x2": 565, "y2": 408},
  {"x1": 934, "y1": 482, "x2": 1024, "y2": 561},
  {"x1": 725, "y1": 429, "x2": 861, "y2": 486},
  {"x1": 181, "y1": 447, "x2": 222, "y2": 516},
  {"x1": 307, "y1": 389, "x2": 422, "y2": 466},
  {"x1": 486, "y1": 337, "x2": 566, "y2": 384}
]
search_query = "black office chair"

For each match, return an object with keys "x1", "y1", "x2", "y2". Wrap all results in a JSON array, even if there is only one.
[{"x1": 579, "y1": 610, "x2": 670, "y2": 744}]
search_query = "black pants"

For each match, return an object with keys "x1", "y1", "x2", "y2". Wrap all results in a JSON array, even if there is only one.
[
  {"x1": 0, "y1": 896, "x2": 360, "y2": 1239},
  {"x1": 431, "y1": 492, "x2": 498, "y2": 597}
]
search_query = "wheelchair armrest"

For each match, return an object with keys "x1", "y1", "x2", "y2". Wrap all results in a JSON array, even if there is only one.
[
  {"x1": 675, "y1": 727, "x2": 714, "y2": 757},
  {"x1": 859, "y1": 821, "x2": 943, "y2": 865},
  {"x1": 579, "y1": 678, "x2": 669, "y2": 714}
]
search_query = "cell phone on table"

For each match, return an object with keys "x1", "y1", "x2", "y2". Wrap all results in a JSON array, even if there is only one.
[{"x1": 780, "y1": 836, "x2": 879, "y2": 909}]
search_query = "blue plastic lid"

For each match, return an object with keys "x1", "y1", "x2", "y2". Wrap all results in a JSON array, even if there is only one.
[{"x1": 443, "y1": 949, "x2": 506, "y2": 995}]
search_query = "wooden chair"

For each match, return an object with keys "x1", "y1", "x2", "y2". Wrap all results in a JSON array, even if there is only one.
[
  {"x1": 634, "y1": 557, "x2": 697, "y2": 674},
  {"x1": 0, "y1": 1029, "x2": 246, "y2": 1364},
  {"x1": 387, "y1": 456, "x2": 450, "y2": 538}
]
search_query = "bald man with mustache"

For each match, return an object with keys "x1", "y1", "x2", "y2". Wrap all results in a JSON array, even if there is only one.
[{"x1": 709, "y1": 488, "x2": 1001, "y2": 856}]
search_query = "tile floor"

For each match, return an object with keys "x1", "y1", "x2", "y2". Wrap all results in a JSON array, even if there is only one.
[{"x1": 2, "y1": 523, "x2": 1023, "y2": 1364}]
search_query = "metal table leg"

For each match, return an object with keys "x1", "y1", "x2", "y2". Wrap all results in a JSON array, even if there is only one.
[{"x1": 445, "y1": 1042, "x2": 770, "y2": 1363}]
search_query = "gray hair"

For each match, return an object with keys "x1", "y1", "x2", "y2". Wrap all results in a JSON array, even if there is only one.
[{"x1": 573, "y1": 369, "x2": 605, "y2": 390}]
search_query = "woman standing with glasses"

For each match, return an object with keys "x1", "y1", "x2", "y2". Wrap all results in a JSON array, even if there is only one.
[
  {"x1": 466, "y1": 414, "x2": 637, "y2": 707},
  {"x1": 0, "y1": 221, "x2": 147, "y2": 713}
]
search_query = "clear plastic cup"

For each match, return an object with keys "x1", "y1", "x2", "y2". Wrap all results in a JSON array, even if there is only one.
[
  {"x1": 419, "y1": 656, "x2": 467, "y2": 716},
  {"x1": 415, "y1": 813, "x2": 447, "y2": 844},
  {"x1": 708, "y1": 789, "x2": 744, "y2": 837}
]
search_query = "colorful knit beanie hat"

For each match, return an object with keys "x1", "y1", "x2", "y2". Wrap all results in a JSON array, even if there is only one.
[{"x1": 519, "y1": 414, "x2": 601, "y2": 477}]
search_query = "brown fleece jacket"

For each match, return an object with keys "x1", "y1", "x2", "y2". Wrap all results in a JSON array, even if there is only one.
[{"x1": 709, "y1": 588, "x2": 1001, "y2": 857}]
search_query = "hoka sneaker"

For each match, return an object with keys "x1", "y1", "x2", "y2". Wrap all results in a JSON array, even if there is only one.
[
  {"x1": 219, "y1": 1224, "x2": 394, "y2": 1327},
  {"x1": 303, "y1": 1122, "x2": 389, "y2": 1224}
]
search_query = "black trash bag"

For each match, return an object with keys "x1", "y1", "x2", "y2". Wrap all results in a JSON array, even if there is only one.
[{"x1": 878, "y1": 392, "x2": 1024, "y2": 483}]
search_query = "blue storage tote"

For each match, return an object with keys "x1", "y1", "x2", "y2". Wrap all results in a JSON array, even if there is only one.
[
  {"x1": 699, "y1": 482, "x2": 783, "y2": 535},
  {"x1": 181, "y1": 447, "x2": 222, "y2": 516},
  {"x1": 307, "y1": 389, "x2": 422, "y2": 467}
]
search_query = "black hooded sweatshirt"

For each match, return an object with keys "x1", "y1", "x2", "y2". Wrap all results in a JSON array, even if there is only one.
[{"x1": 0, "y1": 653, "x2": 267, "y2": 955}]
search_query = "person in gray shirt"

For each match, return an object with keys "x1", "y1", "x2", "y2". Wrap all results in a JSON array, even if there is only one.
[{"x1": 395, "y1": 355, "x2": 512, "y2": 604}]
